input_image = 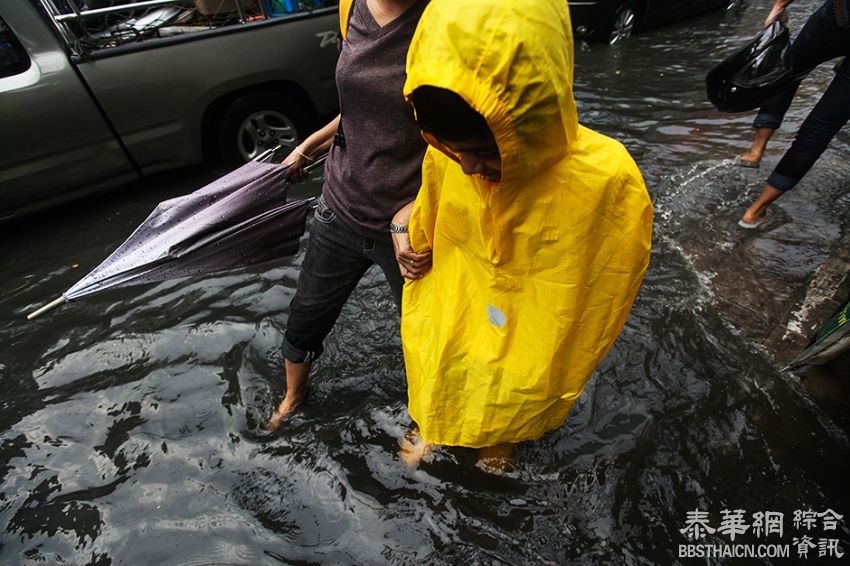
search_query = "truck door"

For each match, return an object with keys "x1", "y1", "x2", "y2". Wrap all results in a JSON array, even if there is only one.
[{"x1": 0, "y1": 2, "x2": 137, "y2": 220}]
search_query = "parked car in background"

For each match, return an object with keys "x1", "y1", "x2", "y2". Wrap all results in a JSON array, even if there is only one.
[
  {"x1": 569, "y1": 0, "x2": 744, "y2": 44},
  {"x1": 0, "y1": 0, "x2": 340, "y2": 222}
]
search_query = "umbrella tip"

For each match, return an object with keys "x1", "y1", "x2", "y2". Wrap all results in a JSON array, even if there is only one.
[{"x1": 26, "y1": 296, "x2": 67, "y2": 320}]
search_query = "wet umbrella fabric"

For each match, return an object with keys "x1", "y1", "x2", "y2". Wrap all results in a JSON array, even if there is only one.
[{"x1": 27, "y1": 161, "x2": 309, "y2": 318}]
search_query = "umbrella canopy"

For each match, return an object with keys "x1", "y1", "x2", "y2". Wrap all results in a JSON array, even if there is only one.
[{"x1": 28, "y1": 160, "x2": 312, "y2": 319}]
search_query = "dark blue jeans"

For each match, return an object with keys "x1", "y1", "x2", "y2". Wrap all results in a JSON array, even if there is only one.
[
  {"x1": 770, "y1": 55, "x2": 850, "y2": 190},
  {"x1": 283, "y1": 195, "x2": 404, "y2": 363},
  {"x1": 753, "y1": 0, "x2": 850, "y2": 131},
  {"x1": 752, "y1": 1, "x2": 850, "y2": 191}
]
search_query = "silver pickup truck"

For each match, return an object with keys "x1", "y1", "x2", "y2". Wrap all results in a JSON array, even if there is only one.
[{"x1": 0, "y1": 0, "x2": 340, "y2": 221}]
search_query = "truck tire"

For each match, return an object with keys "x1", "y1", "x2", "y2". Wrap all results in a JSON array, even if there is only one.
[
  {"x1": 607, "y1": 1, "x2": 637, "y2": 45},
  {"x1": 725, "y1": 0, "x2": 744, "y2": 13},
  {"x1": 215, "y1": 91, "x2": 310, "y2": 165}
]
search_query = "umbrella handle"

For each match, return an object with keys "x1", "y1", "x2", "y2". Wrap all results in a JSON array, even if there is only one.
[
  {"x1": 253, "y1": 146, "x2": 328, "y2": 171},
  {"x1": 27, "y1": 295, "x2": 67, "y2": 320},
  {"x1": 303, "y1": 154, "x2": 328, "y2": 173}
]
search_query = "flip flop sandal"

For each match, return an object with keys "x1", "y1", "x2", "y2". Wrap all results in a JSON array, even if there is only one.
[
  {"x1": 734, "y1": 157, "x2": 761, "y2": 169},
  {"x1": 738, "y1": 210, "x2": 769, "y2": 229}
]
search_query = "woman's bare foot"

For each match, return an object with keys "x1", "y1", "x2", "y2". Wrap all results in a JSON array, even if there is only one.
[
  {"x1": 261, "y1": 391, "x2": 306, "y2": 433},
  {"x1": 262, "y1": 360, "x2": 311, "y2": 433},
  {"x1": 399, "y1": 429, "x2": 433, "y2": 468},
  {"x1": 476, "y1": 443, "x2": 516, "y2": 475}
]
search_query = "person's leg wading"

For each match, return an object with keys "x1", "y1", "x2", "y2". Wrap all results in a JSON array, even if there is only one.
[
  {"x1": 769, "y1": 58, "x2": 850, "y2": 191},
  {"x1": 739, "y1": 1, "x2": 850, "y2": 167},
  {"x1": 264, "y1": 197, "x2": 373, "y2": 431},
  {"x1": 741, "y1": 59, "x2": 850, "y2": 227}
]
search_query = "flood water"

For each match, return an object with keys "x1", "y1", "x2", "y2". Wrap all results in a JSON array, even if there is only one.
[{"x1": 2, "y1": 1, "x2": 849, "y2": 563}]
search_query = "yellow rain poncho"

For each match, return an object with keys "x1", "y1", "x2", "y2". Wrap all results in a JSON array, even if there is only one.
[{"x1": 401, "y1": 0, "x2": 653, "y2": 448}]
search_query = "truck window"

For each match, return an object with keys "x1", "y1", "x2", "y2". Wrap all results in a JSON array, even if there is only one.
[
  {"x1": 42, "y1": 1, "x2": 338, "y2": 56},
  {"x1": 0, "y1": 16, "x2": 30, "y2": 78}
]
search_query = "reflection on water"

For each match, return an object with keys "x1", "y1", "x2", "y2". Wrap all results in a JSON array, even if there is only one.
[{"x1": 2, "y1": 1, "x2": 848, "y2": 562}]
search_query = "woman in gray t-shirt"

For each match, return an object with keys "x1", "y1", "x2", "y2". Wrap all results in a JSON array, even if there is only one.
[{"x1": 264, "y1": 0, "x2": 431, "y2": 431}]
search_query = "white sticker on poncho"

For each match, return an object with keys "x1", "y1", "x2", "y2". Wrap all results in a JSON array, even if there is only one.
[{"x1": 487, "y1": 304, "x2": 507, "y2": 327}]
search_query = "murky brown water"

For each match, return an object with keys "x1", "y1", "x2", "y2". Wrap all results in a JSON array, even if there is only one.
[{"x1": 2, "y1": 2, "x2": 849, "y2": 563}]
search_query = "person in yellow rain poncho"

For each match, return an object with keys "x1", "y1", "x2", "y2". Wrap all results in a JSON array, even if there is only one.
[{"x1": 389, "y1": 0, "x2": 653, "y2": 461}]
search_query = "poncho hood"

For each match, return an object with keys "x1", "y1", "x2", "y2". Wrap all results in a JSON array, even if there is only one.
[{"x1": 403, "y1": 0, "x2": 577, "y2": 187}]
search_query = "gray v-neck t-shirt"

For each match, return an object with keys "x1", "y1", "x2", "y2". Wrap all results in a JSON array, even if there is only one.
[{"x1": 322, "y1": 0, "x2": 428, "y2": 242}]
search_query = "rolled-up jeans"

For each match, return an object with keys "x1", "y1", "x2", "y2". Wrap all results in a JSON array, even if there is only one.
[
  {"x1": 769, "y1": 55, "x2": 850, "y2": 191},
  {"x1": 283, "y1": 195, "x2": 404, "y2": 363},
  {"x1": 752, "y1": 0, "x2": 850, "y2": 131}
]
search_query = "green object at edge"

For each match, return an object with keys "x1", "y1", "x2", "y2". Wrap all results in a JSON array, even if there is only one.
[{"x1": 785, "y1": 300, "x2": 850, "y2": 371}]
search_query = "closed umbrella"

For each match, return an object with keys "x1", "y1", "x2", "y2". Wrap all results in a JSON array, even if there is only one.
[{"x1": 27, "y1": 153, "x2": 324, "y2": 320}]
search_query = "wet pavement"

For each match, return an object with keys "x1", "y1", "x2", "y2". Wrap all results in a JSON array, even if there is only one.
[{"x1": 2, "y1": 1, "x2": 849, "y2": 563}]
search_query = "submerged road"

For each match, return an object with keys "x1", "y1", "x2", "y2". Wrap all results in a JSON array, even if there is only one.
[{"x1": 1, "y1": 1, "x2": 848, "y2": 563}]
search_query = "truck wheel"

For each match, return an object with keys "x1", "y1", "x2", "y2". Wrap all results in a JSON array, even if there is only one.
[
  {"x1": 216, "y1": 92, "x2": 310, "y2": 165},
  {"x1": 607, "y1": 1, "x2": 637, "y2": 45},
  {"x1": 725, "y1": 0, "x2": 744, "y2": 13}
]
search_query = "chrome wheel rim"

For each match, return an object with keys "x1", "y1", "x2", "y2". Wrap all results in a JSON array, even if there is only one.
[
  {"x1": 237, "y1": 110, "x2": 299, "y2": 162},
  {"x1": 609, "y1": 7, "x2": 636, "y2": 45}
]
